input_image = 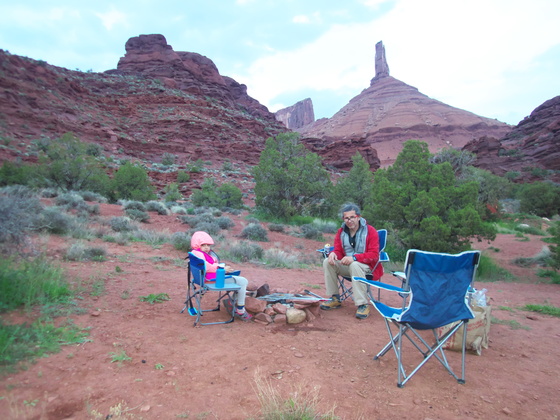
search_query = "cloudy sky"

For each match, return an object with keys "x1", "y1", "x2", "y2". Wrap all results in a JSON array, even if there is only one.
[{"x1": 1, "y1": 0, "x2": 559, "y2": 125}]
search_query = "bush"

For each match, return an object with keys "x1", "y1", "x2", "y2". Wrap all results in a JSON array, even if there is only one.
[
  {"x1": 164, "y1": 182, "x2": 183, "y2": 202},
  {"x1": 125, "y1": 208, "x2": 150, "y2": 223},
  {"x1": 78, "y1": 190, "x2": 107, "y2": 203},
  {"x1": 517, "y1": 181, "x2": 560, "y2": 217},
  {"x1": 241, "y1": 223, "x2": 269, "y2": 242},
  {"x1": 371, "y1": 140, "x2": 496, "y2": 252},
  {"x1": 0, "y1": 187, "x2": 43, "y2": 254},
  {"x1": 191, "y1": 178, "x2": 244, "y2": 209},
  {"x1": 65, "y1": 242, "x2": 107, "y2": 261},
  {"x1": 55, "y1": 192, "x2": 85, "y2": 209},
  {"x1": 263, "y1": 248, "x2": 300, "y2": 268},
  {"x1": 300, "y1": 224, "x2": 324, "y2": 241},
  {"x1": 177, "y1": 170, "x2": 190, "y2": 183},
  {"x1": 109, "y1": 217, "x2": 137, "y2": 232},
  {"x1": 226, "y1": 241, "x2": 264, "y2": 262},
  {"x1": 122, "y1": 200, "x2": 146, "y2": 211},
  {"x1": 34, "y1": 207, "x2": 77, "y2": 235},
  {"x1": 162, "y1": 152, "x2": 176, "y2": 166},
  {"x1": 215, "y1": 216, "x2": 235, "y2": 230},
  {"x1": 146, "y1": 200, "x2": 169, "y2": 215},
  {"x1": 170, "y1": 232, "x2": 192, "y2": 252},
  {"x1": 253, "y1": 132, "x2": 332, "y2": 219},
  {"x1": 0, "y1": 256, "x2": 71, "y2": 311},
  {"x1": 109, "y1": 162, "x2": 156, "y2": 202},
  {"x1": 268, "y1": 223, "x2": 285, "y2": 233},
  {"x1": 187, "y1": 220, "x2": 221, "y2": 236}
]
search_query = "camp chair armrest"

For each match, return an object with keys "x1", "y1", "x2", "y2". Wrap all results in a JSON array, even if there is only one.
[{"x1": 353, "y1": 276, "x2": 409, "y2": 294}]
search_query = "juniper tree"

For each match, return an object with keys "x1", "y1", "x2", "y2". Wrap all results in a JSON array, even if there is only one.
[{"x1": 371, "y1": 140, "x2": 496, "y2": 253}]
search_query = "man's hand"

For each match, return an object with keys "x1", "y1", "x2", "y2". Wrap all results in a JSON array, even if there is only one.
[
  {"x1": 327, "y1": 252, "x2": 338, "y2": 265},
  {"x1": 340, "y1": 256, "x2": 354, "y2": 266}
]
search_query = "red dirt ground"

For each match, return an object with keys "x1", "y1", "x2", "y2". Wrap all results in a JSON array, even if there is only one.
[{"x1": 1, "y1": 203, "x2": 559, "y2": 420}]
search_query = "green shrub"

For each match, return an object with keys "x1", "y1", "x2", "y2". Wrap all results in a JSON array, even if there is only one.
[
  {"x1": 109, "y1": 216, "x2": 137, "y2": 232},
  {"x1": 225, "y1": 240, "x2": 264, "y2": 262},
  {"x1": 177, "y1": 170, "x2": 190, "y2": 183},
  {"x1": 55, "y1": 192, "x2": 85, "y2": 208},
  {"x1": 263, "y1": 248, "x2": 299, "y2": 268},
  {"x1": 191, "y1": 178, "x2": 244, "y2": 209},
  {"x1": 0, "y1": 188, "x2": 43, "y2": 253},
  {"x1": 34, "y1": 207, "x2": 77, "y2": 235},
  {"x1": 215, "y1": 216, "x2": 235, "y2": 230},
  {"x1": 122, "y1": 200, "x2": 146, "y2": 211},
  {"x1": 146, "y1": 200, "x2": 169, "y2": 215},
  {"x1": 268, "y1": 223, "x2": 285, "y2": 233},
  {"x1": 65, "y1": 242, "x2": 107, "y2": 261},
  {"x1": 241, "y1": 223, "x2": 269, "y2": 242},
  {"x1": 253, "y1": 132, "x2": 332, "y2": 219},
  {"x1": 109, "y1": 162, "x2": 156, "y2": 202},
  {"x1": 125, "y1": 208, "x2": 150, "y2": 223},
  {"x1": 164, "y1": 182, "x2": 183, "y2": 202},
  {"x1": 299, "y1": 224, "x2": 324, "y2": 241},
  {"x1": 188, "y1": 220, "x2": 221, "y2": 236},
  {"x1": 517, "y1": 181, "x2": 560, "y2": 217},
  {"x1": 161, "y1": 152, "x2": 176, "y2": 166},
  {"x1": 170, "y1": 232, "x2": 192, "y2": 252},
  {"x1": 0, "y1": 256, "x2": 71, "y2": 311}
]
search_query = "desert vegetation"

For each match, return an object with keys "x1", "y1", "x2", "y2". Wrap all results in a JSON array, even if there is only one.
[{"x1": 1, "y1": 131, "x2": 559, "y2": 418}]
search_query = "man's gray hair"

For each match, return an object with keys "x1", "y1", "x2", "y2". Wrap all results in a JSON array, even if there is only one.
[{"x1": 339, "y1": 202, "x2": 361, "y2": 218}]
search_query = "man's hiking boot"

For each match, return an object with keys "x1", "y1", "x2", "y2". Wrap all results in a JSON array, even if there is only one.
[
  {"x1": 355, "y1": 304, "x2": 370, "y2": 319},
  {"x1": 320, "y1": 295, "x2": 342, "y2": 310}
]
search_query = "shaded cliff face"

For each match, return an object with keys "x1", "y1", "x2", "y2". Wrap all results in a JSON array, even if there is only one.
[
  {"x1": 298, "y1": 75, "x2": 512, "y2": 168},
  {"x1": 0, "y1": 35, "x2": 287, "y2": 180},
  {"x1": 463, "y1": 96, "x2": 560, "y2": 182},
  {"x1": 275, "y1": 98, "x2": 315, "y2": 130}
]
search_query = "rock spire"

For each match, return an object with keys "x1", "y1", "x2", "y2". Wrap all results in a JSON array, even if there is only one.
[{"x1": 374, "y1": 40, "x2": 390, "y2": 80}]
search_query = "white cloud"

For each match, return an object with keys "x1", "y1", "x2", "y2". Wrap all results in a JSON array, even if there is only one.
[
  {"x1": 95, "y1": 7, "x2": 128, "y2": 31},
  {"x1": 292, "y1": 15, "x2": 310, "y2": 24},
  {"x1": 237, "y1": 0, "x2": 560, "y2": 123}
]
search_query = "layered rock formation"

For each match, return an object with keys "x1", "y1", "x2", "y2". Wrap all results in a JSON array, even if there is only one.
[
  {"x1": 298, "y1": 41, "x2": 512, "y2": 168},
  {"x1": 111, "y1": 34, "x2": 276, "y2": 122},
  {"x1": 464, "y1": 95, "x2": 560, "y2": 181},
  {"x1": 275, "y1": 98, "x2": 315, "y2": 129}
]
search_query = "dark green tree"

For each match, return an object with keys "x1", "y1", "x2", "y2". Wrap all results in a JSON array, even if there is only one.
[
  {"x1": 191, "y1": 178, "x2": 244, "y2": 209},
  {"x1": 517, "y1": 181, "x2": 560, "y2": 217},
  {"x1": 253, "y1": 132, "x2": 332, "y2": 220},
  {"x1": 548, "y1": 221, "x2": 560, "y2": 271},
  {"x1": 109, "y1": 161, "x2": 156, "y2": 202},
  {"x1": 36, "y1": 133, "x2": 111, "y2": 194},
  {"x1": 331, "y1": 152, "x2": 374, "y2": 216},
  {"x1": 459, "y1": 166, "x2": 513, "y2": 217},
  {"x1": 371, "y1": 140, "x2": 496, "y2": 253}
]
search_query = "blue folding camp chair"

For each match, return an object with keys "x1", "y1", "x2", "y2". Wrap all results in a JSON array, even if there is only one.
[
  {"x1": 181, "y1": 251, "x2": 241, "y2": 326},
  {"x1": 317, "y1": 229, "x2": 389, "y2": 302},
  {"x1": 354, "y1": 249, "x2": 480, "y2": 387}
]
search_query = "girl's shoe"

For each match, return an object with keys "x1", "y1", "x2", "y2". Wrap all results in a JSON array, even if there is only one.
[{"x1": 235, "y1": 310, "x2": 252, "y2": 321}]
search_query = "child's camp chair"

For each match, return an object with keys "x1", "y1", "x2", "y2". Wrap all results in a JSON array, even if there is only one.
[{"x1": 181, "y1": 251, "x2": 241, "y2": 327}]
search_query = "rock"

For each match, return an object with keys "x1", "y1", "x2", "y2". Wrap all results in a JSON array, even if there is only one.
[
  {"x1": 245, "y1": 296, "x2": 267, "y2": 314},
  {"x1": 254, "y1": 312, "x2": 273, "y2": 325},
  {"x1": 255, "y1": 283, "x2": 270, "y2": 297},
  {"x1": 271, "y1": 303, "x2": 287, "y2": 314},
  {"x1": 275, "y1": 98, "x2": 315, "y2": 130},
  {"x1": 374, "y1": 40, "x2": 390, "y2": 79},
  {"x1": 298, "y1": 41, "x2": 512, "y2": 169},
  {"x1": 286, "y1": 308, "x2": 307, "y2": 324},
  {"x1": 274, "y1": 314, "x2": 287, "y2": 324}
]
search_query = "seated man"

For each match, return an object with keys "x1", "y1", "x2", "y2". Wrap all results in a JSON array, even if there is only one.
[{"x1": 320, "y1": 203, "x2": 383, "y2": 319}]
